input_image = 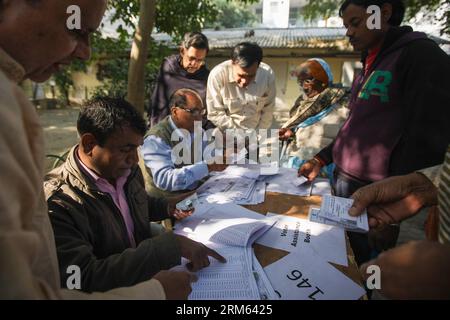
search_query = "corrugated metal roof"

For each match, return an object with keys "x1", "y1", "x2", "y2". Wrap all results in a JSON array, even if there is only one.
[
  {"x1": 152, "y1": 27, "x2": 351, "y2": 50},
  {"x1": 151, "y1": 27, "x2": 450, "y2": 51}
]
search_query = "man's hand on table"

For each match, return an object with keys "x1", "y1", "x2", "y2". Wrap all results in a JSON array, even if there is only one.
[
  {"x1": 176, "y1": 235, "x2": 227, "y2": 271},
  {"x1": 298, "y1": 158, "x2": 323, "y2": 181}
]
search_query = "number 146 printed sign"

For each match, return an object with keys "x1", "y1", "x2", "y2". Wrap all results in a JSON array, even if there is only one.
[{"x1": 263, "y1": 246, "x2": 366, "y2": 300}]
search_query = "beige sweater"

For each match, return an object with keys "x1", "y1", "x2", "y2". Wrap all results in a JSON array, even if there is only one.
[{"x1": 0, "y1": 48, "x2": 165, "y2": 299}]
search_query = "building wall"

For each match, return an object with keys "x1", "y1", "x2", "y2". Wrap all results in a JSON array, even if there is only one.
[
  {"x1": 66, "y1": 51, "x2": 358, "y2": 127},
  {"x1": 71, "y1": 64, "x2": 102, "y2": 103}
]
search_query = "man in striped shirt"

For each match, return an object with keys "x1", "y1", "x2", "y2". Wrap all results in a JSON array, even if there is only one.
[{"x1": 348, "y1": 145, "x2": 450, "y2": 299}]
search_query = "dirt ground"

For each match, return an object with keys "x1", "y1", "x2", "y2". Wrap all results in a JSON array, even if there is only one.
[
  {"x1": 38, "y1": 107, "x2": 426, "y2": 245},
  {"x1": 39, "y1": 107, "x2": 80, "y2": 173}
]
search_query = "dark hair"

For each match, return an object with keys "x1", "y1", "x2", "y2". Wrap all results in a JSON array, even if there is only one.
[
  {"x1": 77, "y1": 97, "x2": 147, "y2": 146},
  {"x1": 169, "y1": 88, "x2": 203, "y2": 110},
  {"x1": 182, "y1": 32, "x2": 209, "y2": 52},
  {"x1": 231, "y1": 42, "x2": 263, "y2": 68},
  {"x1": 339, "y1": 0, "x2": 405, "y2": 26}
]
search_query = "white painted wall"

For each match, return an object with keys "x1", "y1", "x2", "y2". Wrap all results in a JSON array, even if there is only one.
[{"x1": 263, "y1": 0, "x2": 290, "y2": 28}]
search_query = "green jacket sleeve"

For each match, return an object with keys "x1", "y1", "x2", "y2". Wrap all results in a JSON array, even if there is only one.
[{"x1": 48, "y1": 196, "x2": 181, "y2": 293}]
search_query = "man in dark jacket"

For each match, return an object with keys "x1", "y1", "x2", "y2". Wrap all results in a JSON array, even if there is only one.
[
  {"x1": 150, "y1": 32, "x2": 212, "y2": 128},
  {"x1": 44, "y1": 97, "x2": 225, "y2": 293},
  {"x1": 299, "y1": 0, "x2": 450, "y2": 265}
]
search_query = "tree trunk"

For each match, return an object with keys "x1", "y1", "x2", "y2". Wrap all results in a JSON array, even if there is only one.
[{"x1": 127, "y1": 0, "x2": 156, "y2": 115}]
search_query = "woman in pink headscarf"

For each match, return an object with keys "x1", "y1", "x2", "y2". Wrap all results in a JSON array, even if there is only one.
[{"x1": 279, "y1": 58, "x2": 349, "y2": 179}]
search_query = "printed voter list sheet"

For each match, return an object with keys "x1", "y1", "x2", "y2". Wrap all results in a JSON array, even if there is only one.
[
  {"x1": 256, "y1": 213, "x2": 347, "y2": 266},
  {"x1": 319, "y1": 195, "x2": 369, "y2": 232},
  {"x1": 172, "y1": 244, "x2": 260, "y2": 300},
  {"x1": 264, "y1": 248, "x2": 366, "y2": 300},
  {"x1": 309, "y1": 207, "x2": 341, "y2": 228}
]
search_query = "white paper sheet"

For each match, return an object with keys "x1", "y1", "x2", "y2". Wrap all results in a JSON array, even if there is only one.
[
  {"x1": 319, "y1": 195, "x2": 369, "y2": 232},
  {"x1": 265, "y1": 167, "x2": 312, "y2": 196},
  {"x1": 172, "y1": 244, "x2": 260, "y2": 300},
  {"x1": 311, "y1": 178, "x2": 332, "y2": 196},
  {"x1": 196, "y1": 175, "x2": 258, "y2": 204},
  {"x1": 221, "y1": 165, "x2": 260, "y2": 180},
  {"x1": 259, "y1": 162, "x2": 280, "y2": 176},
  {"x1": 252, "y1": 251, "x2": 279, "y2": 300},
  {"x1": 256, "y1": 213, "x2": 348, "y2": 266},
  {"x1": 175, "y1": 204, "x2": 270, "y2": 247},
  {"x1": 309, "y1": 206, "x2": 342, "y2": 228},
  {"x1": 172, "y1": 205, "x2": 273, "y2": 300},
  {"x1": 264, "y1": 248, "x2": 366, "y2": 300},
  {"x1": 293, "y1": 176, "x2": 308, "y2": 187}
]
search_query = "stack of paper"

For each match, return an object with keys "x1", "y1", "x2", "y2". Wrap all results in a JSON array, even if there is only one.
[
  {"x1": 264, "y1": 167, "x2": 312, "y2": 196},
  {"x1": 309, "y1": 195, "x2": 369, "y2": 233},
  {"x1": 173, "y1": 204, "x2": 276, "y2": 300},
  {"x1": 197, "y1": 166, "x2": 266, "y2": 205}
]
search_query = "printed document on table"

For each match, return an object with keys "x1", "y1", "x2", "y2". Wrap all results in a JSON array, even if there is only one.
[
  {"x1": 256, "y1": 213, "x2": 347, "y2": 266},
  {"x1": 174, "y1": 204, "x2": 272, "y2": 247},
  {"x1": 220, "y1": 165, "x2": 260, "y2": 180},
  {"x1": 264, "y1": 247, "x2": 366, "y2": 300},
  {"x1": 309, "y1": 207, "x2": 341, "y2": 228},
  {"x1": 265, "y1": 167, "x2": 312, "y2": 196},
  {"x1": 252, "y1": 251, "x2": 279, "y2": 300},
  {"x1": 172, "y1": 244, "x2": 260, "y2": 300},
  {"x1": 319, "y1": 195, "x2": 369, "y2": 232}
]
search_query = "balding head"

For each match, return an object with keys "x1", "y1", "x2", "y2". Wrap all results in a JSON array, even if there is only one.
[{"x1": 170, "y1": 88, "x2": 205, "y2": 132}]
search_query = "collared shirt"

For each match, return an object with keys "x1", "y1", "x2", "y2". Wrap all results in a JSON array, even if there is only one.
[
  {"x1": 0, "y1": 47, "x2": 62, "y2": 298},
  {"x1": 141, "y1": 116, "x2": 210, "y2": 192},
  {"x1": 438, "y1": 146, "x2": 450, "y2": 244},
  {"x1": 76, "y1": 150, "x2": 136, "y2": 248},
  {"x1": 206, "y1": 60, "x2": 276, "y2": 131},
  {"x1": 0, "y1": 47, "x2": 165, "y2": 300}
]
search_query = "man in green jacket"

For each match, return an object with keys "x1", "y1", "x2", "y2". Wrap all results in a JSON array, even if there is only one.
[{"x1": 44, "y1": 97, "x2": 225, "y2": 293}]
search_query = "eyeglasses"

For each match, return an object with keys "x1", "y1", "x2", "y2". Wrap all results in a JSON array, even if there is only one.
[
  {"x1": 176, "y1": 106, "x2": 206, "y2": 117},
  {"x1": 297, "y1": 77, "x2": 315, "y2": 86},
  {"x1": 183, "y1": 54, "x2": 206, "y2": 66}
]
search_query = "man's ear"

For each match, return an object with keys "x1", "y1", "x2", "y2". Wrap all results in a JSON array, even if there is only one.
[
  {"x1": 381, "y1": 3, "x2": 393, "y2": 24},
  {"x1": 80, "y1": 133, "x2": 98, "y2": 155},
  {"x1": 171, "y1": 106, "x2": 179, "y2": 121}
]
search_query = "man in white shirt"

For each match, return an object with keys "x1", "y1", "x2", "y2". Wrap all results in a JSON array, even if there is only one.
[{"x1": 206, "y1": 42, "x2": 276, "y2": 132}]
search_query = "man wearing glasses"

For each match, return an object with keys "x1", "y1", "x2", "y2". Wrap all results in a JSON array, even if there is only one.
[
  {"x1": 149, "y1": 32, "x2": 211, "y2": 128},
  {"x1": 142, "y1": 88, "x2": 227, "y2": 198}
]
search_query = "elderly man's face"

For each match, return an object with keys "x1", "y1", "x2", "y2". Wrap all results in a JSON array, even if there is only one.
[
  {"x1": 0, "y1": 0, "x2": 107, "y2": 82},
  {"x1": 171, "y1": 93, "x2": 204, "y2": 133},
  {"x1": 180, "y1": 46, "x2": 207, "y2": 74}
]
